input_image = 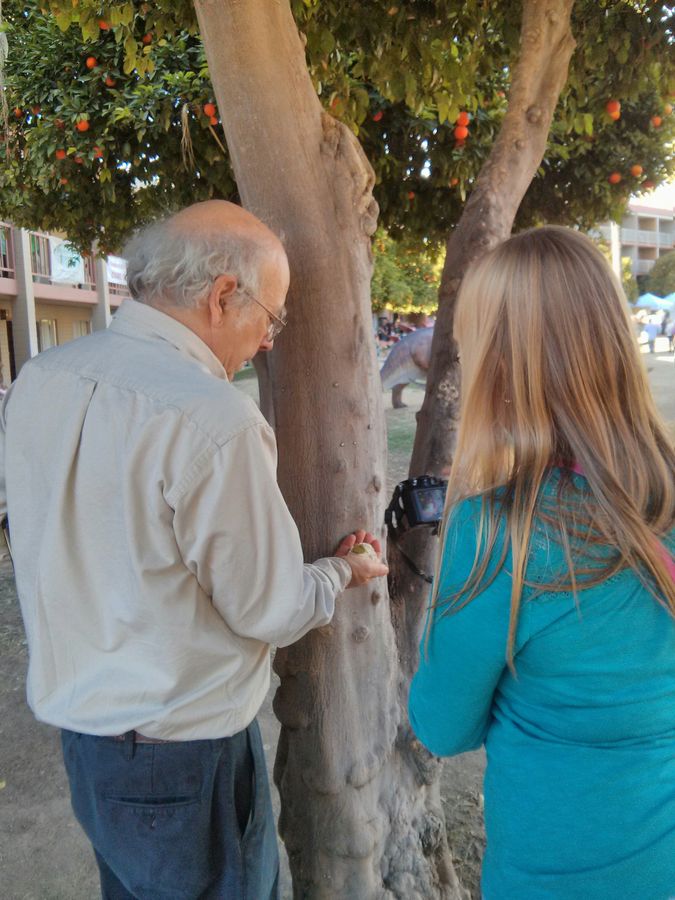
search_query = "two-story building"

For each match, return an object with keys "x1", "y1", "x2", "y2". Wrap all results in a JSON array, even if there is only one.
[
  {"x1": 597, "y1": 194, "x2": 675, "y2": 284},
  {"x1": 0, "y1": 222, "x2": 129, "y2": 384}
]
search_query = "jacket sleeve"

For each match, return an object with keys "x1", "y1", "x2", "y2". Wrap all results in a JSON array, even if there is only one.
[
  {"x1": 171, "y1": 420, "x2": 351, "y2": 646},
  {"x1": 409, "y1": 498, "x2": 513, "y2": 756}
]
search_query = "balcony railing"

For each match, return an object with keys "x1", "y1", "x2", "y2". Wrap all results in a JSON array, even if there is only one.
[
  {"x1": 5, "y1": 224, "x2": 126, "y2": 299},
  {"x1": 29, "y1": 230, "x2": 98, "y2": 290},
  {"x1": 657, "y1": 232, "x2": 674, "y2": 247},
  {"x1": 620, "y1": 228, "x2": 664, "y2": 245},
  {"x1": 29, "y1": 232, "x2": 52, "y2": 283},
  {"x1": 82, "y1": 255, "x2": 96, "y2": 291},
  {"x1": 0, "y1": 223, "x2": 14, "y2": 278}
]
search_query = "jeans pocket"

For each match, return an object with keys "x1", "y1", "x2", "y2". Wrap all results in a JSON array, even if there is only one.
[
  {"x1": 102, "y1": 791, "x2": 200, "y2": 833},
  {"x1": 103, "y1": 794, "x2": 199, "y2": 808},
  {"x1": 99, "y1": 792, "x2": 208, "y2": 897}
]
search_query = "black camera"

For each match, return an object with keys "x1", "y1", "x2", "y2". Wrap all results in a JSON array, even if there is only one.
[{"x1": 385, "y1": 475, "x2": 447, "y2": 533}]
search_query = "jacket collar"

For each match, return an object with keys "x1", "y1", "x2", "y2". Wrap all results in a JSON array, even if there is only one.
[{"x1": 110, "y1": 300, "x2": 228, "y2": 381}]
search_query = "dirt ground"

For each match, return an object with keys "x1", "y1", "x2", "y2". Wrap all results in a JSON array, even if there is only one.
[{"x1": 0, "y1": 341, "x2": 672, "y2": 899}]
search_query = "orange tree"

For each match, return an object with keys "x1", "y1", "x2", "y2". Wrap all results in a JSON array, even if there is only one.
[
  {"x1": 3, "y1": 2, "x2": 675, "y2": 897},
  {"x1": 1, "y1": 1, "x2": 674, "y2": 252}
]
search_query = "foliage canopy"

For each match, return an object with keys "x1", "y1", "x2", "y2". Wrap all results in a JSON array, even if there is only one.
[
  {"x1": 371, "y1": 230, "x2": 442, "y2": 314},
  {"x1": 646, "y1": 249, "x2": 675, "y2": 297},
  {"x1": 1, "y1": 0, "x2": 674, "y2": 253}
]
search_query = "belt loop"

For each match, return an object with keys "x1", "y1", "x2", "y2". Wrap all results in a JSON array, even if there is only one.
[{"x1": 123, "y1": 730, "x2": 136, "y2": 760}]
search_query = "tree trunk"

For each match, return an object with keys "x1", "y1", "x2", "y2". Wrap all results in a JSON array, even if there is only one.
[
  {"x1": 410, "y1": 0, "x2": 576, "y2": 478},
  {"x1": 194, "y1": 1, "x2": 463, "y2": 896},
  {"x1": 252, "y1": 353, "x2": 274, "y2": 427},
  {"x1": 389, "y1": 0, "x2": 576, "y2": 878}
]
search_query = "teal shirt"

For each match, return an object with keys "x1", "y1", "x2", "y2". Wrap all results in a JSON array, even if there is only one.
[{"x1": 409, "y1": 472, "x2": 675, "y2": 899}]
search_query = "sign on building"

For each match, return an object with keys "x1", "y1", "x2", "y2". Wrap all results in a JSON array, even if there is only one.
[
  {"x1": 106, "y1": 255, "x2": 128, "y2": 286},
  {"x1": 49, "y1": 238, "x2": 86, "y2": 285}
]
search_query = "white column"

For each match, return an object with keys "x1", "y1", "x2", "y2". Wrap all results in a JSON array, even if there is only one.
[
  {"x1": 12, "y1": 228, "x2": 39, "y2": 371},
  {"x1": 92, "y1": 256, "x2": 112, "y2": 330},
  {"x1": 609, "y1": 221, "x2": 622, "y2": 280}
]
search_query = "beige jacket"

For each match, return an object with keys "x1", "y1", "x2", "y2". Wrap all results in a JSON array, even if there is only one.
[{"x1": 0, "y1": 300, "x2": 350, "y2": 739}]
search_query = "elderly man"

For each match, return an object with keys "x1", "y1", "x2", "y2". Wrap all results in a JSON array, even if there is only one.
[{"x1": 0, "y1": 201, "x2": 387, "y2": 899}]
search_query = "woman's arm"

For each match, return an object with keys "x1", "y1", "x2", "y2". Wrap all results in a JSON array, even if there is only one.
[{"x1": 409, "y1": 498, "x2": 513, "y2": 756}]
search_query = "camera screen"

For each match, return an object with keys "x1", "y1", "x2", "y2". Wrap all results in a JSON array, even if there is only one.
[{"x1": 411, "y1": 487, "x2": 446, "y2": 522}]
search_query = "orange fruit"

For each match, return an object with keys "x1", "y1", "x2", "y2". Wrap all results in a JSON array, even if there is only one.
[
  {"x1": 651, "y1": 115, "x2": 662, "y2": 127},
  {"x1": 142, "y1": 33, "x2": 153, "y2": 45},
  {"x1": 630, "y1": 164, "x2": 643, "y2": 177},
  {"x1": 203, "y1": 102, "x2": 216, "y2": 118},
  {"x1": 209, "y1": 116, "x2": 218, "y2": 126},
  {"x1": 608, "y1": 172, "x2": 622, "y2": 184},
  {"x1": 372, "y1": 111, "x2": 383, "y2": 122},
  {"x1": 605, "y1": 99, "x2": 621, "y2": 115},
  {"x1": 55, "y1": 149, "x2": 66, "y2": 160},
  {"x1": 454, "y1": 124, "x2": 469, "y2": 141},
  {"x1": 456, "y1": 111, "x2": 470, "y2": 127},
  {"x1": 76, "y1": 119, "x2": 90, "y2": 133},
  {"x1": 85, "y1": 56, "x2": 97, "y2": 70}
]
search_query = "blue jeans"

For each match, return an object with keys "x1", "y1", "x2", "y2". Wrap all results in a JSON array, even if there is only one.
[{"x1": 61, "y1": 719, "x2": 279, "y2": 899}]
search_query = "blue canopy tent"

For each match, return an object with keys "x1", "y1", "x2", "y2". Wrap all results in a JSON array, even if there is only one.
[{"x1": 634, "y1": 292, "x2": 672, "y2": 310}]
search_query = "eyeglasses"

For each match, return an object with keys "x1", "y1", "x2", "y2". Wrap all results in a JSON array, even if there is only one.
[{"x1": 240, "y1": 288, "x2": 288, "y2": 342}]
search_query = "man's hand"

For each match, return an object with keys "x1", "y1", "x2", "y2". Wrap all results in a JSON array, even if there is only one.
[{"x1": 335, "y1": 529, "x2": 389, "y2": 588}]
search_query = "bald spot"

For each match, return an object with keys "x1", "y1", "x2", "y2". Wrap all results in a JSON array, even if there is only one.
[{"x1": 167, "y1": 200, "x2": 284, "y2": 258}]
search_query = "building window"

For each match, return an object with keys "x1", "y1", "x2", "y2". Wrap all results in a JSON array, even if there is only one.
[
  {"x1": 37, "y1": 318, "x2": 58, "y2": 352},
  {"x1": 72, "y1": 320, "x2": 92, "y2": 338}
]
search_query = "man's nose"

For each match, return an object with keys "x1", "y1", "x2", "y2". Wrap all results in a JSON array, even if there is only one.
[{"x1": 258, "y1": 338, "x2": 274, "y2": 353}]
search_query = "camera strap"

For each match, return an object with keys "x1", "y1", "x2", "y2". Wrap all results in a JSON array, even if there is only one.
[
  {"x1": 385, "y1": 477, "x2": 446, "y2": 585},
  {"x1": 390, "y1": 535, "x2": 434, "y2": 584}
]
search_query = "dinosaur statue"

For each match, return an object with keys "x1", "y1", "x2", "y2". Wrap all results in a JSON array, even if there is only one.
[{"x1": 379, "y1": 326, "x2": 433, "y2": 408}]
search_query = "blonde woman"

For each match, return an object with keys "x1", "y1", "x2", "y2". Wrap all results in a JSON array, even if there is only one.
[{"x1": 409, "y1": 226, "x2": 675, "y2": 899}]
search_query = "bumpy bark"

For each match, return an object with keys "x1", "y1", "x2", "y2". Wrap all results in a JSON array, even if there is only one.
[
  {"x1": 194, "y1": 1, "x2": 462, "y2": 896},
  {"x1": 389, "y1": 0, "x2": 576, "y2": 882},
  {"x1": 410, "y1": 0, "x2": 576, "y2": 477}
]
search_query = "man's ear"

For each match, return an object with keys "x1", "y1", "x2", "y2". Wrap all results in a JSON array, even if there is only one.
[{"x1": 206, "y1": 273, "x2": 239, "y2": 325}]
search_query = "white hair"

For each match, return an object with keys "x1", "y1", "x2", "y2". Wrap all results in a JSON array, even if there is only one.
[{"x1": 123, "y1": 218, "x2": 269, "y2": 308}]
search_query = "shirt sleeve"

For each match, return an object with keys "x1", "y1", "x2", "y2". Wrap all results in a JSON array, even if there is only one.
[
  {"x1": 171, "y1": 420, "x2": 351, "y2": 646},
  {"x1": 408, "y1": 497, "x2": 513, "y2": 756}
]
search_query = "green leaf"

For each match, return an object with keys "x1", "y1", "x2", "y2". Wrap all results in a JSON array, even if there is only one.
[{"x1": 54, "y1": 12, "x2": 72, "y2": 32}]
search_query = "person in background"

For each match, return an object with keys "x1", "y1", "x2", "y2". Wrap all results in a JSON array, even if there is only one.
[
  {"x1": 0, "y1": 200, "x2": 388, "y2": 899},
  {"x1": 666, "y1": 315, "x2": 675, "y2": 353},
  {"x1": 409, "y1": 226, "x2": 675, "y2": 900},
  {"x1": 643, "y1": 317, "x2": 660, "y2": 353}
]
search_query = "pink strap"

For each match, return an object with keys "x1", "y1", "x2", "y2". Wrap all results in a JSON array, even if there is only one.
[
  {"x1": 568, "y1": 462, "x2": 675, "y2": 581},
  {"x1": 663, "y1": 552, "x2": 675, "y2": 582}
]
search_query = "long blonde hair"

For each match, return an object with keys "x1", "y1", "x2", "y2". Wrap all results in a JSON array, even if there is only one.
[{"x1": 431, "y1": 226, "x2": 675, "y2": 666}]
